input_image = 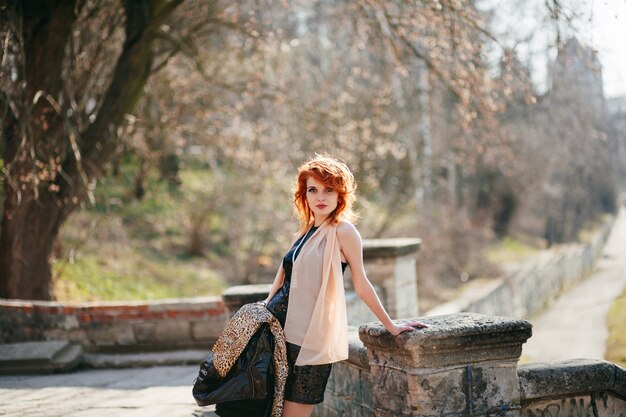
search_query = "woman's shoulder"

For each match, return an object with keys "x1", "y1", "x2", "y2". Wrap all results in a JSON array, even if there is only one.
[{"x1": 336, "y1": 220, "x2": 360, "y2": 240}]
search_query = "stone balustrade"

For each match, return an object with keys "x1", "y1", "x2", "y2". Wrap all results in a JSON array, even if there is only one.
[
  {"x1": 360, "y1": 313, "x2": 532, "y2": 417},
  {"x1": 519, "y1": 359, "x2": 626, "y2": 416},
  {"x1": 314, "y1": 313, "x2": 626, "y2": 417}
]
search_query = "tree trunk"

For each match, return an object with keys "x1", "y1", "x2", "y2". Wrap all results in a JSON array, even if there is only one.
[
  {"x1": 0, "y1": 1, "x2": 79, "y2": 300},
  {"x1": 0, "y1": 187, "x2": 69, "y2": 300},
  {"x1": 417, "y1": 59, "x2": 433, "y2": 206},
  {"x1": 134, "y1": 157, "x2": 149, "y2": 200}
]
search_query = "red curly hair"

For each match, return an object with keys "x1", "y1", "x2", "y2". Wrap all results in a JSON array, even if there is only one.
[{"x1": 293, "y1": 155, "x2": 358, "y2": 234}]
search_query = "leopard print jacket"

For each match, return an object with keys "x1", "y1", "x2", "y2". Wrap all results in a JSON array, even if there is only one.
[{"x1": 212, "y1": 302, "x2": 288, "y2": 417}]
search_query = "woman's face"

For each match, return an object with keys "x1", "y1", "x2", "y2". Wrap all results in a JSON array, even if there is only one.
[{"x1": 306, "y1": 177, "x2": 339, "y2": 223}]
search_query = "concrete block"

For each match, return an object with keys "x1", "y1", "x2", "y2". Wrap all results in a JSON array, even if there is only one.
[
  {"x1": 191, "y1": 319, "x2": 224, "y2": 341},
  {"x1": 44, "y1": 328, "x2": 91, "y2": 347},
  {"x1": 221, "y1": 284, "x2": 271, "y2": 316},
  {"x1": 0, "y1": 341, "x2": 83, "y2": 374},
  {"x1": 469, "y1": 362, "x2": 521, "y2": 414},
  {"x1": 132, "y1": 322, "x2": 156, "y2": 343},
  {"x1": 518, "y1": 359, "x2": 625, "y2": 400},
  {"x1": 333, "y1": 362, "x2": 361, "y2": 401},
  {"x1": 322, "y1": 391, "x2": 348, "y2": 416},
  {"x1": 87, "y1": 324, "x2": 135, "y2": 346},
  {"x1": 61, "y1": 315, "x2": 79, "y2": 330},
  {"x1": 368, "y1": 365, "x2": 411, "y2": 417},
  {"x1": 154, "y1": 320, "x2": 190, "y2": 342},
  {"x1": 360, "y1": 313, "x2": 532, "y2": 369},
  {"x1": 407, "y1": 367, "x2": 467, "y2": 416},
  {"x1": 362, "y1": 238, "x2": 421, "y2": 258},
  {"x1": 361, "y1": 368, "x2": 374, "y2": 408}
]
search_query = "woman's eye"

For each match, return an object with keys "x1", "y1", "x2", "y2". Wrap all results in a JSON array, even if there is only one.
[
  {"x1": 308, "y1": 188, "x2": 316, "y2": 192},
  {"x1": 325, "y1": 189, "x2": 333, "y2": 193}
]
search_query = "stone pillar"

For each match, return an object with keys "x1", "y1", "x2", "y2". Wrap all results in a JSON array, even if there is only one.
[
  {"x1": 221, "y1": 284, "x2": 272, "y2": 317},
  {"x1": 359, "y1": 313, "x2": 532, "y2": 417},
  {"x1": 358, "y1": 238, "x2": 421, "y2": 318}
]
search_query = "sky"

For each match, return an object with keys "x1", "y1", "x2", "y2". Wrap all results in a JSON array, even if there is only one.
[{"x1": 589, "y1": 0, "x2": 626, "y2": 98}]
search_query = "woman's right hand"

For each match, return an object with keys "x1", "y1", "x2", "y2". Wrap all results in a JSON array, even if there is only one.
[{"x1": 387, "y1": 320, "x2": 429, "y2": 336}]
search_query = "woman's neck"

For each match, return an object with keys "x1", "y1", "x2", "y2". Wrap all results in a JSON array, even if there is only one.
[{"x1": 314, "y1": 216, "x2": 329, "y2": 227}]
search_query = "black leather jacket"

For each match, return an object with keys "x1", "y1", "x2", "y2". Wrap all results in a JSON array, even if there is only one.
[{"x1": 193, "y1": 323, "x2": 275, "y2": 417}]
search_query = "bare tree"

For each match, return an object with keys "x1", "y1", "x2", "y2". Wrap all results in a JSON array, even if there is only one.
[{"x1": 0, "y1": 0, "x2": 250, "y2": 299}]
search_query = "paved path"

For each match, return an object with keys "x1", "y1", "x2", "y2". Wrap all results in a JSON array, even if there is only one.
[
  {"x1": 522, "y1": 205, "x2": 626, "y2": 363},
  {"x1": 0, "y1": 365, "x2": 216, "y2": 417}
]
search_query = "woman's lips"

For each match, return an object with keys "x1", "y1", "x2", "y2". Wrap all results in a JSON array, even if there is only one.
[{"x1": 316, "y1": 204, "x2": 328, "y2": 209}]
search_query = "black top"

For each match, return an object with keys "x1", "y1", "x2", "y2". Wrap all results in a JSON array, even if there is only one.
[{"x1": 266, "y1": 226, "x2": 348, "y2": 327}]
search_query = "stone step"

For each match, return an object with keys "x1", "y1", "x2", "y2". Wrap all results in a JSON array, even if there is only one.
[
  {"x1": 50, "y1": 343, "x2": 83, "y2": 371},
  {"x1": 0, "y1": 341, "x2": 83, "y2": 375},
  {"x1": 83, "y1": 349, "x2": 208, "y2": 369}
]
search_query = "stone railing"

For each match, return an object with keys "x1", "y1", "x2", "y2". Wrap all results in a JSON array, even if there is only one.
[
  {"x1": 427, "y1": 217, "x2": 614, "y2": 318},
  {"x1": 0, "y1": 237, "x2": 420, "y2": 352},
  {"x1": 0, "y1": 297, "x2": 227, "y2": 352},
  {"x1": 519, "y1": 359, "x2": 626, "y2": 416},
  {"x1": 314, "y1": 313, "x2": 626, "y2": 417}
]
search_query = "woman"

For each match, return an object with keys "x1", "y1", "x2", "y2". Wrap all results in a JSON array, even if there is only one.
[{"x1": 261, "y1": 155, "x2": 428, "y2": 417}]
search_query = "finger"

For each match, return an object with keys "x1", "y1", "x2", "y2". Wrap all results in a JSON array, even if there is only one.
[{"x1": 409, "y1": 321, "x2": 429, "y2": 328}]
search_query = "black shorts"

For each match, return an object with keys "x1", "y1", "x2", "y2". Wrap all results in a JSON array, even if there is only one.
[{"x1": 284, "y1": 342, "x2": 333, "y2": 405}]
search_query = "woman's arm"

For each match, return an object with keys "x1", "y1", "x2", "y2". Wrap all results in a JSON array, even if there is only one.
[
  {"x1": 261, "y1": 263, "x2": 285, "y2": 305},
  {"x1": 337, "y1": 222, "x2": 428, "y2": 336}
]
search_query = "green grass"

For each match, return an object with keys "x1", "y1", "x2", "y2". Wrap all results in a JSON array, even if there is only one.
[
  {"x1": 52, "y1": 159, "x2": 227, "y2": 302},
  {"x1": 606, "y1": 286, "x2": 626, "y2": 368},
  {"x1": 53, "y1": 252, "x2": 224, "y2": 302},
  {"x1": 485, "y1": 236, "x2": 541, "y2": 265}
]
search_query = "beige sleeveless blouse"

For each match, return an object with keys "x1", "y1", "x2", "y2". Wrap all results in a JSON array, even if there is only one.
[{"x1": 284, "y1": 221, "x2": 349, "y2": 366}]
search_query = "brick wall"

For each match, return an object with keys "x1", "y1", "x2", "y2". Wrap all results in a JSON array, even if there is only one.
[{"x1": 0, "y1": 297, "x2": 227, "y2": 352}]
